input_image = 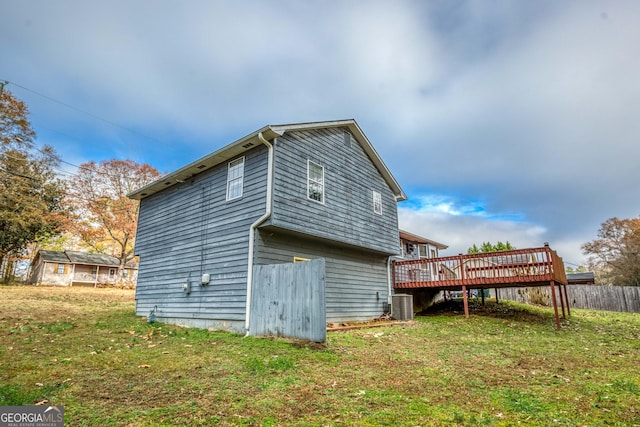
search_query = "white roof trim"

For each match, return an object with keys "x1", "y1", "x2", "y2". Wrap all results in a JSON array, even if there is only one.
[{"x1": 128, "y1": 119, "x2": 406, "y2": 201}]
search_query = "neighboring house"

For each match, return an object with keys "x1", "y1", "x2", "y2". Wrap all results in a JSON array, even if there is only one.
[
  {"x1": 398, "y1": 230, "x2": 448, "y2": 260},
  {"x1": 394, "y1": 230, "x2": 449, "y2": 283},
  {"x1": 28, "y1": 250, "x2": 138, "y2": 287},
  {"x1": 128, "y1": 119, "x2": 407, "y2": 336},
  {"x1": 567, "y1": 272, "x2": 595, "y2": 285}
]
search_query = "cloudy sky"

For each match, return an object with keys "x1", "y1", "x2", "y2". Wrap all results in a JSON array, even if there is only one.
[{"x1": 2, "y1": 1, "x2": 639, "y2": 266}]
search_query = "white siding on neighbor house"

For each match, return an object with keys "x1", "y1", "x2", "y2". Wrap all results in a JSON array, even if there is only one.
[
  {"x1": 269, "y1": 127, "x2": 400, "y2": 255},
  {"x1": 133, "y1": 145, "x2": 269, "y2": 331},
  {"x1": 255, "y1": 230, "x2": 390, "y2": 323}
]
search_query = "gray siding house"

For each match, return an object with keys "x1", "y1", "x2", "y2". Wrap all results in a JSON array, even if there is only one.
[{"x1": 129, "y1": 120, "x2": 406, "y2": 336}]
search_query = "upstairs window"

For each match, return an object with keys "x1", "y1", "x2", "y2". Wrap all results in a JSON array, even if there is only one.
[
  {"x1": 419, "y1": 245, "x2": 427, "y2": 258},
  {"x1": 226, "y1": 157, "x2": 245, "y2": 201},
  {"x1": 373, "y1": 190, "x2": 382, "y2": 215},
  {"x1": 307, "y1": 160, "x2": 324, "y2": 203}
]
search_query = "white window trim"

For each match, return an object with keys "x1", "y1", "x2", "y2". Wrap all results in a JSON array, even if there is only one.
[
  {"x1": 307, "y1": 160, "x2": 325, "y2": 204},
  {"x1": 373, "y1": 190, "x2": 382, "y2": 215},
  {"x1": 226, "y1": 157, "x2": 245, "y2": 201}
]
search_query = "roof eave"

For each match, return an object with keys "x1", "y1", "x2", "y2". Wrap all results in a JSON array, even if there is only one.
[
  {"x1": 399, "y1": 230, "x2": 448, "y2": 249},
  {"x1": 127, "y1": 126, "x2": 282, "y2": 200},
  {"x1": 128, "y1": 119, "x2": 407, "y2": 202}
]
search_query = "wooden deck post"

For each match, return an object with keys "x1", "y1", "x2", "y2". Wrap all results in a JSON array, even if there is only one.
[
  {"x1": 495, "y1": 288, "x2": 499, "y2": 304},
  {"x1": 549, "y1": 281, "x2": 561, "y2": 330},
  {"x1": 563, "y1": 284, "x2": 571, "y2": 316},
  {"x1": 558, "y1": 282, "x2": 566, "y2": 319},
  {"x1": 462, "y1": 285, "x2": 469, "y2": 318}
]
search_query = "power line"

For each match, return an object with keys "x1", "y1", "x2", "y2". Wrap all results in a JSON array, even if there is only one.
[
  {"x1": 0, "y1": 166, "x2": 35, "y2": 181},
  {"x1": 1, "y1": 79, "x2": 167, "y2": 146}
]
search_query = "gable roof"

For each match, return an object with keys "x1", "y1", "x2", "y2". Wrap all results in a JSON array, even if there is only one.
[
  {"x1": 37, "y1": 250, "x2": 127, "y2": 268},
  {"x1": 65, "y1": 251, "x2": 121, "y2": 267},
  {"x1": 38, "y1": 250, "x2": 71, "y2": 264},
  {"x1": 399, "y1": 230, "x2": 448, "y2": 249},
  {"x1": 128, "y1": 119, "x2": 406, "y2": 201}
]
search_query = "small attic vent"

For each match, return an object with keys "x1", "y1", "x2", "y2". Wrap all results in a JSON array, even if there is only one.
[
  {"x1": 344, "y1": 131, "x2": 352, "y2": 148},
  {"x1": 197, "y1": 164, "x2": 206, "y2": 169},
  {"x1": 242, "y1": 142, "x2": 254, "y2": 148}
]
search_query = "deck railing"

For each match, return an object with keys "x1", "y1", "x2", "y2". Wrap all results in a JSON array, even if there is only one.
[{"x1": 393, "y1": 245, "x2": 567, "y2": 289}]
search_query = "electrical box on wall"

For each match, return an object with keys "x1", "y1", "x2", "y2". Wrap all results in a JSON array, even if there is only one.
[
  {"x1": 182, "y1": 281, "x2": 191, "y2": 294},
  {"x1": 201, "y1": 273, "x2": 210, "y2": 286}
]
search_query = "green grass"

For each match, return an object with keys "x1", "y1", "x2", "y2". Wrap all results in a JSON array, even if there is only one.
[{"x1": 1, "y1": 286, "x2": 639, "y2": 426}]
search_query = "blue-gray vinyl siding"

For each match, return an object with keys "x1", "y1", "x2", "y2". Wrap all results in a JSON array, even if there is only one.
[
  {"x1": 269, "y1": 127, "x2": 400, "y2": 255},
  {"x1": 255, "y1": 229, "x2": 389, "y2": 323},
  {"x1": 133, "y1": 145, "x2": 269, "y2": 331}
]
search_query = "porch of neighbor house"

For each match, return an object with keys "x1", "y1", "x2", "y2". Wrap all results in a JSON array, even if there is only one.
[{"x1": 392, "y1": 244, "x2": 570, "y2": 329}]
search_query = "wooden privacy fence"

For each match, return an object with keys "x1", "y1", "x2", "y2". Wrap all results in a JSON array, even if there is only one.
[
  {"x1": 497, "y1": 285, "x2": 640, "y2": 313},
  {"x1": 249, "y1": 258, "x2": 326, "y2": 342}
]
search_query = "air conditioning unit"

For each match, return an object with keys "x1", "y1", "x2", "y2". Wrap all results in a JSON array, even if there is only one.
[{"x1": 391, "y1": 294, "x2": 414, "y2": 321}]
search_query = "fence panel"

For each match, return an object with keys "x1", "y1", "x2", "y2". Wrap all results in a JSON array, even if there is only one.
[
  {"x1": 249, "y1": 258, "x2": 326, "y2": 342},
  {"x1": 496, "y1": 285, "x2": 640, "y2": 313}
]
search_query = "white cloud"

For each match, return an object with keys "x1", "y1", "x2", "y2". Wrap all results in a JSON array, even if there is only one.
[{"x1": 398, "y1": 205, "x2": 551, "y2": 258}]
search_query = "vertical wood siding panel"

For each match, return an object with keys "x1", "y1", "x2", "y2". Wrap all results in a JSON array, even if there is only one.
[{"x1": 250, "y1": 258, "x2": 326, "y2": 342}]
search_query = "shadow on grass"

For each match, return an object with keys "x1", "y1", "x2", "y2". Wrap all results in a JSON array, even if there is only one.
[{"x1": 418, "y1": 299, "x2": 551, "y2": 324}]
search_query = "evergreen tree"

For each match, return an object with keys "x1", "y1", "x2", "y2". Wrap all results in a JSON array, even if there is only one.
[{"x1": 467, "y1": 241, "x2": 515, "y2": 254}]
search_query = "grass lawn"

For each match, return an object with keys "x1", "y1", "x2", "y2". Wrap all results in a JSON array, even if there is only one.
[{"x1": 1, "y1": 286, "x2": 639, "y2": 426}]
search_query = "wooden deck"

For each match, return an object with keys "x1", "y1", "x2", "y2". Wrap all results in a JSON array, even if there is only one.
[{"x1": 392, "y1": 244, "x2": 570, "y2": 328}]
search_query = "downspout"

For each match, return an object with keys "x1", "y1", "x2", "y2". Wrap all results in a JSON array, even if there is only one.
[
  {"x1": 387, "y1": 257, "x2": 394, "y2": 304},
  {"x1": 245, "y1": 132, "x2": 274, "y2": 334},
  {"x1": 388, "y1": 198, "x2": 403, "y2": 307}
]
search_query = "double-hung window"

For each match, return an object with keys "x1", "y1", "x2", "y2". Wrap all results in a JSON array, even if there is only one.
[
  {"x1": 373, "y1": 190, "x2": 382, "y2": 215},
  {"x1": 307, "y1": 160, "x2": 324, "y2": 203},
  {"x1": 226, "y1": 157, "x2": 245, "y2": 201}
]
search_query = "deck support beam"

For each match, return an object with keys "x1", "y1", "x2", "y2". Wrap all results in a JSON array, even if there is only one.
[
  {"x1": 563, "y1": 284, "x2": 571, "y2": 316},
  {"x1": 462, "y1": 285, "x2": 469, "y2": 318},
  {"x1": 549, "y1": 281, "x2": 561, "y2": 330},
  {"x1": 558, "y1": 283, "x2": 566, "y2": 319}
]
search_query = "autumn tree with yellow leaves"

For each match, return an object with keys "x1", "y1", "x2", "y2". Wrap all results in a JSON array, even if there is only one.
[{"x1": 64, "y1": 159, "x2": 161, "y2": 278}]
